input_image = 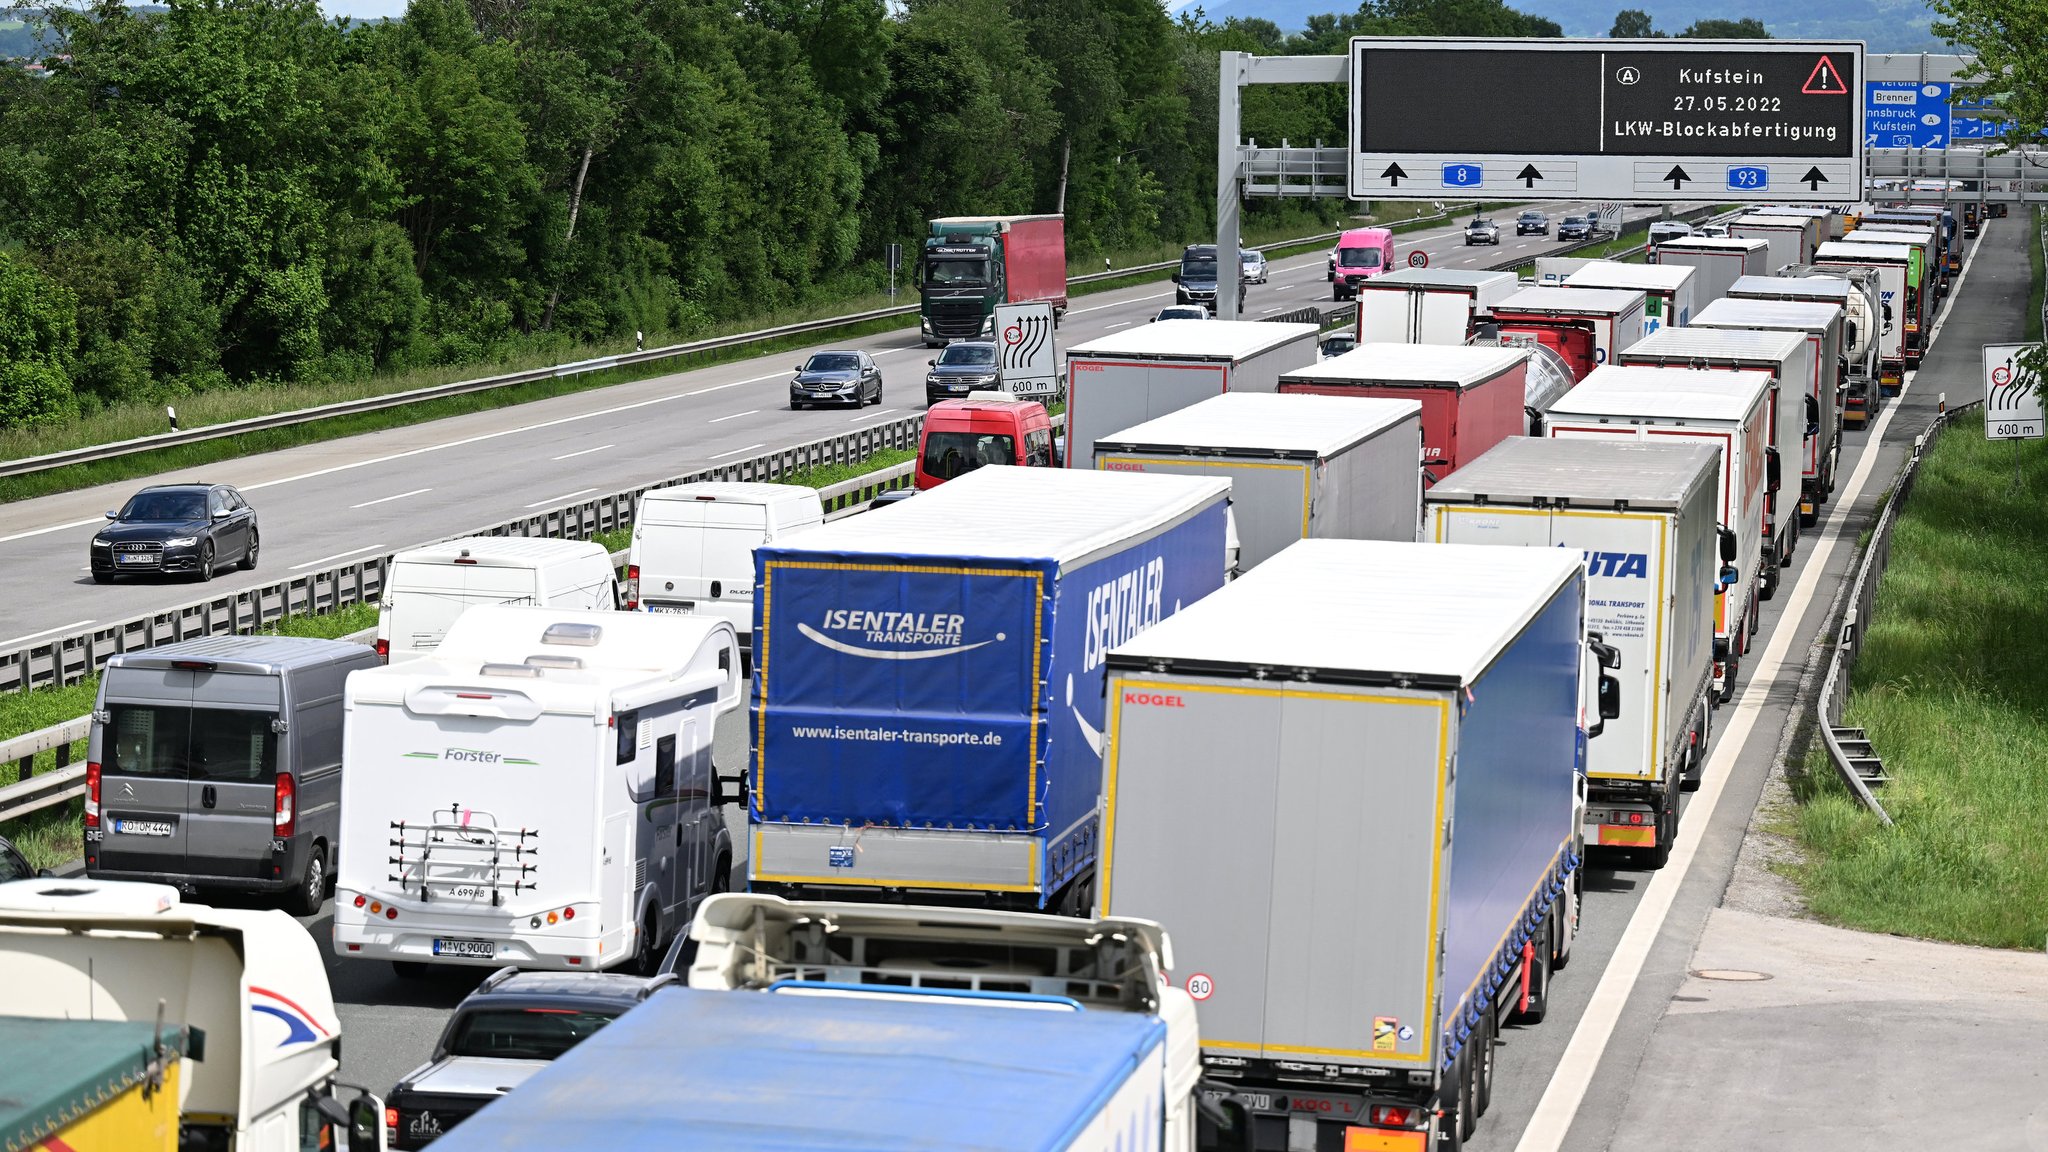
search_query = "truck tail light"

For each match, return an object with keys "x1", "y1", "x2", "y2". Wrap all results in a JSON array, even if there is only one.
[
  {"x1": 374, "y1": 637, "x2": 390, "y2": 661},
  {"x1": 1371, "y1": 1105, "x2": 1419, "y2": 1126},
  {"x1": 85, "y1": 762, "x2": 101, "y2": 828},
  {"x1": 625, "y1": 564, "x2": 640, "y2": 610},
  {"x1": 274, "y1": 773, "x2": 295, "y2": 838}
]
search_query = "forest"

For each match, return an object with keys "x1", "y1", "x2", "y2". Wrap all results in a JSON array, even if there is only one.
[{"x1": 1, "y1": 0, "x2": 1563, "y2": 429}]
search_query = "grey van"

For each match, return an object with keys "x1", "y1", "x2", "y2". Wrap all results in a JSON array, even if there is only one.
[{"x1": 84, "y1": 636, "x2": 379, "y2": 915}]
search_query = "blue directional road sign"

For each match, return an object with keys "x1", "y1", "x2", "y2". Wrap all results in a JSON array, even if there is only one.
[
  {"x1": 1727, "y1": 165, "x2": 1769, "y2": 191},
  {"x1": 1864, "y1": 80, "x2": 1949, "y2": 148},
  {"x1": 1441, "y1": 163, "x2": 1483, "y2": 188}
]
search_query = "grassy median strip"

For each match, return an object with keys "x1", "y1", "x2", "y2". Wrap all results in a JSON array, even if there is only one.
[{"x1": 1790, "y1": 429, "x2": 2048, "y2": 950}]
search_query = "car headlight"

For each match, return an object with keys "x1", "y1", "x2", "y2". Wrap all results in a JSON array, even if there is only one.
[
  {"x1": 164, "y1": 536, "x2": 199, "y2": 548},
  {"x1": 91, "y1": 538, "x2": 110, "y2": 548}
]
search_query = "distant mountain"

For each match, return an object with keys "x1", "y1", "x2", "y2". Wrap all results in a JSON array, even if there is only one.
[{"x1": 1188, "y1": 0, "x2": 1951, "y2": 52}]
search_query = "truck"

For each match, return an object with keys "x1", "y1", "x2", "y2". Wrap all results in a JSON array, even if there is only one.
[
  {"x1": 1428, "y1": 438, "x2": 1729, "y2": 868},
  {"x1": 1648, "y1": 237, "x2": 1770, "y2": 306},
  {"x1": 1277, "y1": 342, "x2": 1528, "y2": 488},
  {"x1": 1544, "y1": 365, "x2": 1774, "y2": 701},
  {"x1": 335, "y1": 606, "x2": 744, "y2": 976},
  {"x1": 429, "y1": 985, "x2": 1188, "y2": 1152},
  {"x1": 1859, "y1": 209, "x2": 1956, "y2": 286},
  {"x1": 1753, "y1": 205, "x2": 1843, "y2": 242},
  {"x1": 1488, "y1": 285, "x2": 1649, "y2": 381},
  {"x1": 1353, "y1": 268, "x2": 1518, "y2": 343},
  {"x1": 1814, "y1": 241, "x2": 1915, "y2": 397},
  {"x1": 748, "y1": 464, "x2": 1230, "y2": 913},
  {"x1": 1563, "y1": 261, "x2": 1698, "y2": 334},
  {"x1": 1616, "y1": 327, "x2": 1809, "y2": 587},
  {"x1": 1093, "y1": 392, "x2": 1424, "y2": 569},
  {"x1": 1728, "y1": 271, "x2": 1883, "y2": 427},
  {"x1": 1728, "y1": 213, "x2": 1819, "y2": 272},
  {"x1": 1841, "y1": 226, "x2": 1935, "y2": 360},
  {"x1": 1063, "y1": 320, "x2": 1319, "y2": 469},
  {"x1": 681, "y1": 892, "x2": 1200, "y2": 1146},
  {"x1": 1533, "y1": 255, "x2": 1599, "y2": 285},
  {"x1": 1097, "y1": 538, "x2": 1617, "y2": 1152},
  {"x1": 0, "y1": 878, "x2": 387, "y2": 1152},
  {"x1": 0, "y1": 1017, "x2": 189, "y2": 1152},
  {"x1": 1691, "y1": 297, "x2": 1848, "y2": 525},
  {"x1": 919, "y1": 214, "x2": 1067, "y2": 347}
]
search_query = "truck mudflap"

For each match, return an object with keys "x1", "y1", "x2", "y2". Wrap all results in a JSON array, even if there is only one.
[{"x1": 1439, "y1": 845, "x2": 1580, "y2": 1075}]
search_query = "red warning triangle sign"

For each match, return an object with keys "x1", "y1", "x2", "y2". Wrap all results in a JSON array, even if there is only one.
[{"x1": 1802, "y1": 55, "x2": 1848, "y2": 95}]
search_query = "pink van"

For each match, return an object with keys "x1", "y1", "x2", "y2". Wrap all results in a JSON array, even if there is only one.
[{"x1": 1328, "y1": 227, "x2": 1396, "y2": 300}]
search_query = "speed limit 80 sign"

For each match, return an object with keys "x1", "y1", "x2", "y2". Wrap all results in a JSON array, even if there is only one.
[{"x1": 1984, "y1": 343, "x2": 2044, "y2": 440}]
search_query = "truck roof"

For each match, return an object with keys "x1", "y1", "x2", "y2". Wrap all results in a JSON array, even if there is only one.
[
  {"x1": 430, "y1": 987, "x2": 1168, "y2": 1151},
  {"x1": 1549, "y1": 365, "x2": 1773, "y2": 422},
  {"x1": 1692, "y1": 298, "x2": 1844, "y2": 332},
  {"x1": 1562, "y1": 262, "x2": 1696, "y2": 291},
  {"x1": 1357, "y1": 268, "x2": 1515, "y2": 291},
  {"x1": 1494, "y1": 285, "x2": 1647, "y2": 315},
  {"x1": 1652, "y1": 237, "x2": 1768, "y2": 254},
  {"x1": 1092, "y1": 392, "x2": 1420, "y2": 460},
  {"x1": 1424, "y1": 438, "x2": 1719, "y2": 511},
  {"x1": 1282, "y1": 342, "x2": 1524, "y2": 388},
  {"x1": 101, "y1": 634, "x2": 371, "y2": 676},
  {"x1": 1844, "y1": 226, "x2": 1935, "y2": 242},
  {"x1": 757, "y1": 465, "x2": 1227, "y2": 570},
  {"x1": 0, "y1": 1017, "x2": 189, "y2": 1151},
  {"x1": 1731, "y1": 213, "x2": 1816, "y2": 228},
  {"x1": 1103, "y1": 539, "x2": 1580, "y2": 689},
  {"x1": 1622, "y1": 326, "x2": 1804, "y2": 365},
  {"x1": 929, "y1": 214, "x2": 1061, "y2": 226},
  {"x1": 640, "y1": 481, "x2": 815, "y2": 507},
  {"x1": 396, "y1": 535, "x2": 610, "y2": 566},
  {"x1": 1815, "y1": 241, "x2": 1913, "y2": 263},
  {"x1": 1068, "y1": 319, "x2": 1318, "y2": 362},
  {"x1": 1728, "y1": 274, "x2": 1853, "y2": 301}
]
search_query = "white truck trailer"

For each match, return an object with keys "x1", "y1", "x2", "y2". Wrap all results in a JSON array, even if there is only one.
[
  {"x1": 1098, "y1": 539, "x2": 1617, "y2": 1152},
  {"x1": 1093, "y1": 392, "x2": 1423, "y2": 568},
  {"x1": 1728, "y1": 271, "x2": 1883, "y2": 427},
  {"x1": 1649, "y1": 237, "x2": 1770, "y2": 306},
  {"x1": 1544, "y1": 366, "x2": 1774, "y2": 703},
  {"x1": 1428, "y1": 438, "x2": 1729, "y2": 867},
  {"x1": 1353, "y1": 268, "x2": 1519, "y2": 344},
  {"x1": 1563, "y1": 260, "x2": 1698, "y2": 335},
  {"x1": 1729, "y1": 213, "x2": 1819, "y2": 271},
  {"x1": 1063, "y1": 320, "x2": 1319, "y2": 468},
  {"x1": 1691, "y1": 296, "x2": 1849, "y2": 524}
]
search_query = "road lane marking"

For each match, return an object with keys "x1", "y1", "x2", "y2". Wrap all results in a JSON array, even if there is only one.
[
  {"x1": 350, "y1": 488, "x2": 431, "y2": 509},
  {"x1": 551, "y1": 443, "x2": 614, "y2": 461},
  {"x1": 1105, "y1": 321, "x2": 1132, "y2": 329},
  {"x1": 0, "y1": 619, "x2": 94, "y2": 649},
  {"x1": 1073, "y1": 292, "x2": 1172, "y2": 316},
  {"x1": 291, "y1": 544, "x2": 387, "y2": 571},
  {"x1": 0, "y1": 516, "x2": 105, "y2": 546},
  {"x1": 1512, "y1": 214, "x2": 1987, "y2": 1152},
  {"x1": 850, "y1": 409, "x2": 899, "y2": 423},
  {"x1": 708, "y1": 410, "x2": 759, "y2": 424},
  {"x1": 709, "y1": 443, "x2": 766, "y2": 460},
  {"x1": 525, "y1": 487, "x2": 595, "y2": 508}
]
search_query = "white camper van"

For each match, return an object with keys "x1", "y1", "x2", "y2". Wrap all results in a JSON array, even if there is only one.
[
  {"x1": 625, "y1": 482, "x2": 824, "y2": 666},
  {"x1": 375, "y1": 537, "x2": 618, "y2": 663},
  {"x1": 335, "y1": 606, "x2": 744, "y2": 977}
]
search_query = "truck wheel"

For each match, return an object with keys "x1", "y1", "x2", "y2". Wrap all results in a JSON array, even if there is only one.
[
  {"x1": 1551, "y1": 869, "x2": 1580, "y2": 971},
  {"x1": 1458, "y1": 1037, "x2": 1479, "y2": 1139},
  {"x1": 286, "y1": 844, "x2": 326, "y2": 918},
  {"x1": 1718, "y1": 654, "x2": 1738, "y2": 705},
  {"x1": 634, "y1": 909, "x2": 664, "y2": 977},
  {"x1": 1782, "y1": 520, "x2": 1798, "y2": 565},
  {"x1": 1761, "y1": 561, "x2": 1779, "y2": 601},
  {"x1": 1435, "y1": 1070, "x2": 1464, "y2": 1152},
  {"x1": 1646, "y1": 779, "x2": 1678, "y2": 870},
  {"x1": 1476, "y1": 1014, "x2": 1496, "y2": 1118}
]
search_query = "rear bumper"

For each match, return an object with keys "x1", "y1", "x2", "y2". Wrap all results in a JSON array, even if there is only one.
[
  {"x1": 85, "y1": 865, "x2": 293, "y2": 894},
  {"x1": 332, "y1": 897, "x2": 628, "y2": 971}
]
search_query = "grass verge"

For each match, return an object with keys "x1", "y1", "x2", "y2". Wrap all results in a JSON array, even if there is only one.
[{"x1": 1788, "y1": 428, "x2": 2048, "y2": 950}]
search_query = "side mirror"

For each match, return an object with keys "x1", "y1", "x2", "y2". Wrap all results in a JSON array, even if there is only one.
[
  {"x1": 1597, "y1": 672, "x2": 1622, "y2": 721},
  {"x1": 1716, "y1": 564, "x2": 1740, "y2": 594},
  {"x1": 348, "y1": 1098, "x2": 381, "y2": 1152},
  {"x1": 1587, "y1": 635, "x2": 1620, "y2": 670},
  {"x1": 715, "y1": 770, "x2": 750, "y2": 809},
  {"x1": 1170, "y1": 273, "x2": 1182, "y2": 285},
  {"x1": 1719, "y1": 526, "x2": 1739, "y2": 564},
  {"x1": 1765, "y1": 447, "x2": 1781, "y2": 494},
  {"x1": 927, "y1": 359, "x2": 937, "y2": 366},
  {"x1": 35, "y1": 868, "x2": 54, "y2": 879},
  {"x1": 104, "y1": 510, "x2": 118, "y2": 520},
  {"x1": 213, "y1": 509, "x2": 231, "y2": 520}
]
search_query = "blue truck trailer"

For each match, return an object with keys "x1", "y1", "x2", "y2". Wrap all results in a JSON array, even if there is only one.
[
  {"x1": 1099, "y1": 539, "x2": 1615, "y2": 1151},
  {"x1": 749, "y1": 464, "x2": 1230, "y2": 912}
]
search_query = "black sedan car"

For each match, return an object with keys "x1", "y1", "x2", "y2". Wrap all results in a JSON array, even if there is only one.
[
  {"x1": 1557, "y1": 215, "x2": 1593, "y2": 240},
  {"x1": 925, "y1": 340, "x2": 1001, "y2": 404},
  {"x1": 91, "y1": 483, "x2": 259, "y2": 583},
  {"x1": 1516, "y1": 210, "x2": 1550, "y2": 236},
  {"x1": 790, "y1": 349, "x2": 883, "y2": 409}
]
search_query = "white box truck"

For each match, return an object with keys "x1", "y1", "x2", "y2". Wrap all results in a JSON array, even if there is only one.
[
  {"x1": 1534, "y1": 255, "x2": 1600, "y2": 285},
  {"x1": 335, "y1": 606, "x2": 743, "y2": 976},
  {"x1": 1729, "y1": 271, "x2": 1883, "y2": 427},
  {"x1": 1563, "y1": 260, "x2": 1699, "y2": 334},
  {"x1": 1814, "y1": 241, "x2": 1915, "y2": 398},
  {"x1": 1545, "y1": 366, "x2": 1773, "y2": 702},
  {"x1": 1093, "y1": 392, "x2": 1423, "y2": 568},
  {"x1": 1616, "y1": 327, "x2": 1810, "y2": 581},
  {"x1": 1428, "y1": 438, "x2": 1729, "y2": 868},
  {"x1": 1063, "y1": 320, "x2": 1319, "y2": 468},
  {"x1": 1729, "y1": 213, "x2": 1819, "y2": 272},
  {"x1": 1691, "y1": 297, "x2": 1848, "y2": 524},
  {"x1": 1098, "y1": 539, "x2": 1616, "y2": 1152},
  {"x1": 1649, "y1": 237, "x2": 1770, "y2": 306},
  {"x1": 1353, "y1": 268, "x2": 1518, "y2": 344}
]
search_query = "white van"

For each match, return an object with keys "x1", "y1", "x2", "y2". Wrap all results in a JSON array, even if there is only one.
[
  {"x1": 376, "y1": 536, "x2": 618, "y2": 662},
  {"x1": 625, "y1": 483, "x2": 823, "y2": 661},
  {"x1": 335, "y1": 606, "x2": 744, "y2": 977}
]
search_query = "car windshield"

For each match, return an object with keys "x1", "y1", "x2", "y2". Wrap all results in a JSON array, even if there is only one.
[
  {"x1": 1241, "y1": 251, "x2": 1261, "y2": 263},
  {"x1": 446, "y1": 1007, "x2": 622, "y2": 1061},
  {"x1": 1338, "y1": 247, "x2": 1382, "y2": 269},
  {"x1": 1470, "y1": 220, "x2": 1494, "y2": 228},
  {"x1": 925, "y1": 258, "x2": 988, "y2": 287},
  {"x1": 805, "y1": 354, "x2": 860, "y2": 372},
  {"x1": 1521, "y1": 213, "x2": 1544, "y2": 220},
  {"x1": 1180, "y1": 255, "x2": 1217, "y2": 279},
  {"x1": 938, "y1": 344, "x2": 996, "y2": 366},
  {"x1": 119, "y1": 491, "x2": 207, "y2": 521},
  {"x1": 1564, "y1": 217, "x2": 1586, "y2": 226},
  {"x1": 922, "y1": 431, "x2": 1017, "y2": 481}
]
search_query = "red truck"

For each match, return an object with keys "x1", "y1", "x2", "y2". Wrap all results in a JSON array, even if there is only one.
[
  {"x1": 918, "y1": 215, "x2": 1068, "y2": 346},
  {"x1": 1278, "y1": 342, "x2": 1529, "y2": 487},
  {"x1": 1491, "y1": 286, "x2": 1650, "y2": 382}
]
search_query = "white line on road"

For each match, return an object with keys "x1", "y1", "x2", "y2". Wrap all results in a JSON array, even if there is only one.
[
  {"x1": 551, "y1": 443, "x2": 614, "y2": 461},
  {"x1": 709, "y1": 443, "x2": 766, "y2": 460},
  {"x1": 1512, "y1": 214, "x2": 1987, "y2": 1152},
  {"x1": 350, "y1": 488, "x2": 431, "y2": 509},
  {"x1": 0, "y1": 516, "x2": 104, "y2": 546},
  {"x1": 0, "y1": 619, "x2": 94, "y2": 649},
  {"x1": 708, "y1": 410, "x2": 759, "y2": 424},
  {"x1": 525, "y1": 487, "x2": 595, "y2": 508},
  {"x1": 1105, "y1": 321, "x2": 1132, "y2": 329},
  {"x1": 290, "y1": 544, "x2": 387, "y2": 571},
  {"x1": 1072, "y1": 292, "x2": 1172, "y2": 316},
  {"x1": 850, "y1": 409, "x2": 899, "y2": 424}
]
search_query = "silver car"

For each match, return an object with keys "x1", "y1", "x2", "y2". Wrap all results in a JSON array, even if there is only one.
[{"x1": 1240, "y1": 249, "x2": 1268, "y2": 284}]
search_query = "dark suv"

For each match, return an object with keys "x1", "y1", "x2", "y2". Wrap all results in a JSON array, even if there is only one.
[
  {"x1": 1516, "y1": 210, "x2": 1550, "y2": 236},
  {"x1": 924, "y1": 340, "x2": 1001, "y2": 404},
  {"x1": 1173, "y1": 244, "x2": 1245, "y2": 312},
  {"x1": 386, "y1": 968, "x2": 674, "y2": 1147}
]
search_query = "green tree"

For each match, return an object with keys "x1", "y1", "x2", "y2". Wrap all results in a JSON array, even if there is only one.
[
  {"x1": 1609, "y1": 8, "x2": 1659, "y2": 36},
  {"x1": 0, "y1": 251, "x2": 78, "y2": 428},
  {"x1": 1679, "y1": 17, "x2": 1770, "y2": 36},
  {"x1": 1933, "y1": 0, "x2": 2048, "y2": 145}
]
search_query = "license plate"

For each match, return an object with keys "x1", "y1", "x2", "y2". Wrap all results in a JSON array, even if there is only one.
[
  {"x1": 1599, "y1": 824, "x2": 1657, "y2": 848},
  {"x1": 116, "y1": 554, "x2": 156, "y2": 566},
  {"x1": 432, "y1": 938, "x2": 497, "y2": 959},
  {"x1": 114, "y1": 818, "x2": 175, "y2": 837},
  {"x1": 649, "y1": 603, "x2": 694, "y2": 614}
]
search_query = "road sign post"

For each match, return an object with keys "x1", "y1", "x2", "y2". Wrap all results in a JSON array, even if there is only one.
[
  {"x1": 887, "y1": 242, "x2": 902, "y2": 299},
  {"x1": 1348, "y1": 38, "x2": 1864, "y2": 203}
]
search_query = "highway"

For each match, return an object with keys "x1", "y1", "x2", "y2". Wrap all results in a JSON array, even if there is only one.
[{"x1": 0, "y1": 202, "x2": 1655, "y2": 649}]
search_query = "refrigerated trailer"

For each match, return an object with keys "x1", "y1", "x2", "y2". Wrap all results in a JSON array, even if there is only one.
[
  {"x1": 1429, "y1": 438, "x2": 1726, "y2": 868},
  {"x1": 1690, "y1": 297, "x2": 1848, "y2": 525},
  {"x1": 1093, "y1": 392, "x2": 1423, "y2": 568},
  {"x1": 1814, "y1": 242, "x2": 1914, "y2": 397},
  {"x1": 1728, "y1": 272, "x2": 1882, "y2": 427},
  {"x1": 749, "y1": 465, "x2": 1229, "y2": 912},
  {"x1": 1563, "y1": 260, "x2": 1698, "y2": 334},
  {"x1": 1489, "y1": 286, "x2": 1648, "y2": 381},
  {"x1": 1649, "y1": 237, "x2": 1770, "y2": 307},
  {"x1": 1277, "y1": 342, "x2": 1528, "y2": 488},
  {"x1": 1729, "y1": 214, "x2": 1819, "y2": 272},
  {"x1": 1099, "y1": 539, "x2": 1613, "y2": 1152},
  {"x1": 1063, "y1": 321, "x2": 1320, "y2": 468},
  {"x1": 1545, "y1": 366, "x2": 1773, "y2": 703},
  {"x1": 1841, "y1": 227, "x2": 1934, "y2": 363},
  {"x1": 1353, "y1": 268, "x2": 1519, "y2": 344}
]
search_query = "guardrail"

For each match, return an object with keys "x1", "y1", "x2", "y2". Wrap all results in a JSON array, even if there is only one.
[{"x1": 0, "y1": 230, "x2": 1351, "y2": 483}]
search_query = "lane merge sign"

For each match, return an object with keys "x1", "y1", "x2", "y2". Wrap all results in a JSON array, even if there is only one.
[
  {"x1": 1349, "y1": 38, "x2": 1864, "y2": 203},
  {"x1": 1983, "y1": 343, "x2": 2044, "y2": 440}
]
